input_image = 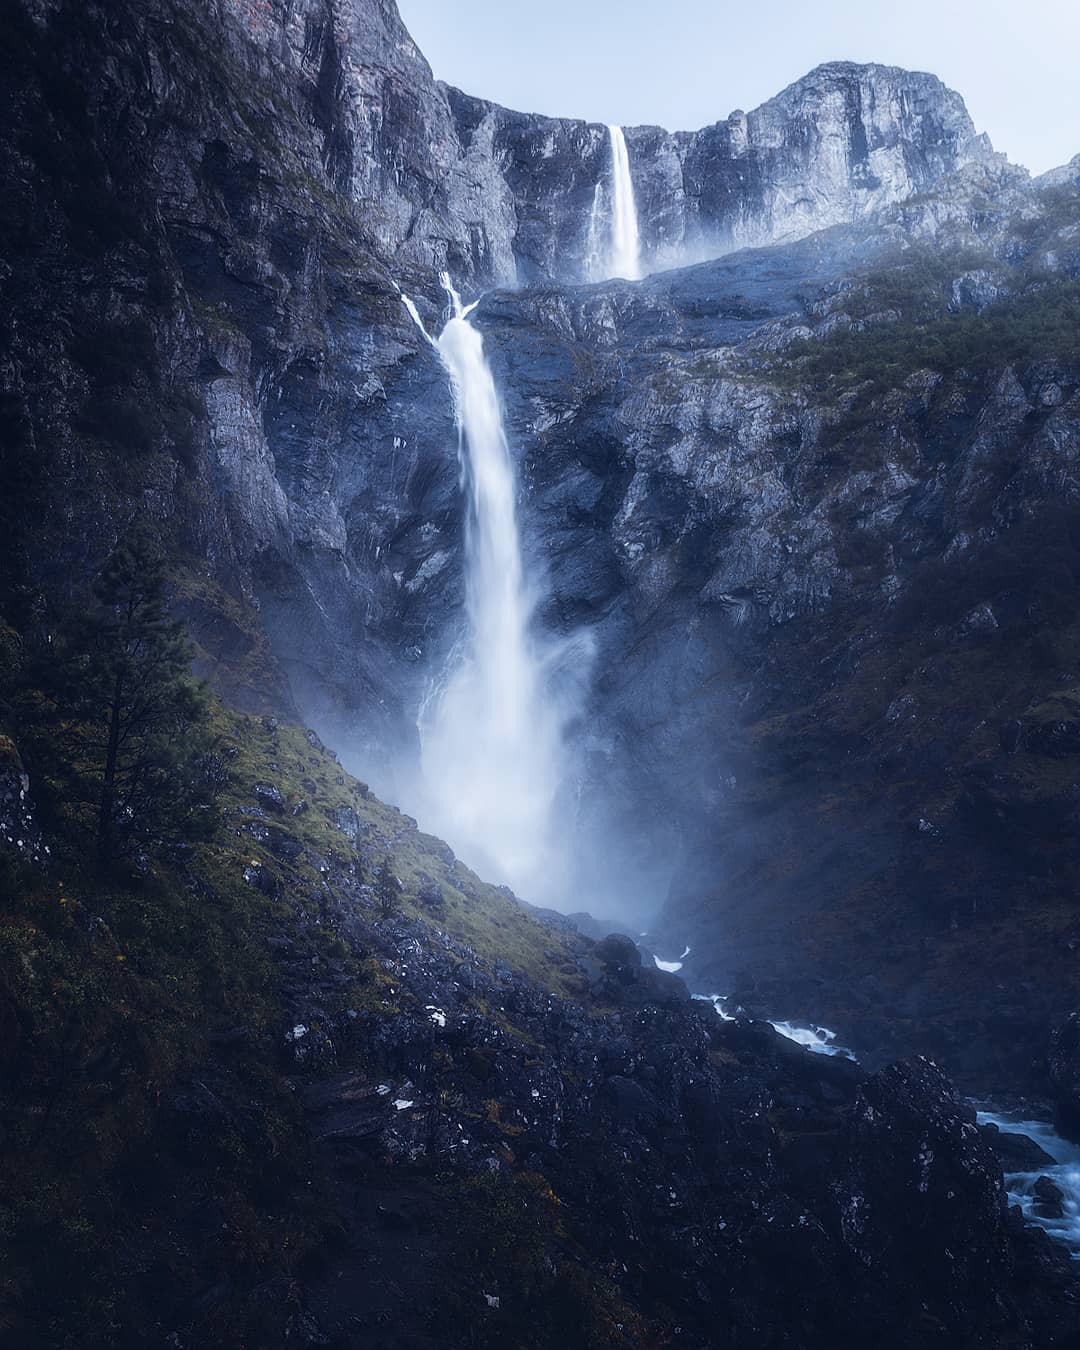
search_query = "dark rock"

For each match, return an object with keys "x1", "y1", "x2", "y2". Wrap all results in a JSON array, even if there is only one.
[
  {"x1": 1033, "y1": 1175, "x2": 1066, "y2": 1219},
  {"x1": 1026, "y1": 720, "x2": 1080, "y2": 757},
  {"x1": 333, "y1": 807, "x2": 362, "y2": 841},
  {"x1": 417, "y1": 879, "x2": 445, "y2": 911},
  {"x1": 593, "y1": 933, "x2": 642, "y2": 968},
  {"x1": 1000, "y1": 720, "x2": 1024, "y2": 753},
  {"x1": 253, "y1": 783, "x2": 286, "y2": 814},
  {"x1": 266, "y1": 828, "x2": 304, "y2": 863},
  {"x1": 0, "y1": 738, "x2": 47, "y2": 868},
  {"x1": 601, "y1": 1075, "x2": 661, "y2": 1129},
  {"x1": 981, "y1": 1123, "x2": 1057, "y2": 1172}
]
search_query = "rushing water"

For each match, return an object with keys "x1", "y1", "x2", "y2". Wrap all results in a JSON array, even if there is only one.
[
  {"x1": 586, "y1": 125, "x2": 642, "y2": 281},
  {"x1": 692, "y1": 991, "x2": 854, "y2": 1056},
  {"x1": 402, "y1": 280, "x2": 568, "y2": 898},
  {"x1": 692, "y1": 984, "x2": 1080, "y2": 1256},
  {"x1": 977, "y1": 1108, "x2": 1080, "y2": 1256}
]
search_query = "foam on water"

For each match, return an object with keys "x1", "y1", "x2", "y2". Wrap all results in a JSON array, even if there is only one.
[{"x1": 977, "y1": 1108, "x2": 1080, "y2": 1256}]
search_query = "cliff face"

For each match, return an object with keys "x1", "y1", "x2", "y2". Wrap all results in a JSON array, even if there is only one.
[
  {"x1": 0, "y1": 0, "x2": 998, "y2": 774},
  {"x1": 6, "y1": 0, "x2": 1080, "y2": 1342},
  {"x1": 88, "y1": 0, "x2": 985, "y2": 288},
  {"x1": 3, "y1": 0, "x2": 1080, "y2": 1087},
  {"x1": 406, "y1": 59, "x2": 988, "y2": 283},
  {"x1": 459, "y1": 160, "x2": 1080, "y2": 1085}
]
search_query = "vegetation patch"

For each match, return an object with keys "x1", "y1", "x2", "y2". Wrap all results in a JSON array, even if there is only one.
[{"x1": 777, "y1": 279, "x2": 1080, "y2": 401}]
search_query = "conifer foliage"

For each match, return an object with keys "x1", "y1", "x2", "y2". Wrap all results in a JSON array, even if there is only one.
[{"x1": 18, "y1": 533, "x2": 218, "y2": 866}]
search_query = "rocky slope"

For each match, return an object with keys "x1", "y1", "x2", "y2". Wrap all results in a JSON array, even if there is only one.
[{"x1": 1, "y1": 690, "x2": 1078, "y2": 1347}]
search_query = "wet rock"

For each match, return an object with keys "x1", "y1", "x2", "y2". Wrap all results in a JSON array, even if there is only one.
[
  {"x1": 602, "y1": 1075, "x2": 661, "y2": 1129},
  {"x1": 0, "y1": 738, "x2": 46, "y2": 868},
  {"x1": 252, "y1": 783, "x2": 286, "y2": 814},
  {"x1": 1033, "y1": 1175, "x2": 1066, "y2": 1220},
  {"x1": 1026, "y1": 719, "x2": 1080, "y2": 758},
  {"x1": 1000, "y1": 720, "x2": 1025, "y2": 753},
  {"x1": 594, "y1": 933, "x2": 642, "y2": 968},
  {"x1": 265, "y1": 827, "x2": 304, "y2": 863},
  {"x1": 417, "y1": 879, "x2": 445, "y2": 911},
  {"x1": 333, "y1": 807, "x2": 362, "y2": 841},
  {"x1": 981, "y1": 1123, "x2": 1057, "y2": 1172}
]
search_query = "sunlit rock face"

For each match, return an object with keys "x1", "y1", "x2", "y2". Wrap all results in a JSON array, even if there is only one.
[
  {"x1": 439, "y1": 62, "x2": 988, "y2": 283},
  {"x1": 201, "y1": 0, "x2": 989, "y2": 286}
]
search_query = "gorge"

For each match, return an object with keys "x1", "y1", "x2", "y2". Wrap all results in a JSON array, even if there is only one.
[{"x1": 2, "y1": 0, "x2": 1080, "y2": 1345}]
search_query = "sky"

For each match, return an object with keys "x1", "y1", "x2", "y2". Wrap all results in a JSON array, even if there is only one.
[{"x1": 396, "y1": 0, "x2": 1079, "y2": 176}]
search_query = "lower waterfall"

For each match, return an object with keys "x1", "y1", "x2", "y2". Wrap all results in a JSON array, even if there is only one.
[{"x1": 404, "y1": 279, "x2": 580, "y2": 900}]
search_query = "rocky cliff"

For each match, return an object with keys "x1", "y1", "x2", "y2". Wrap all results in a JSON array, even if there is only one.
[
  {"x1": 463, "y1": 163, "x2": 1080, "y2": 1086},
  {"x1": 4, "y1": 0, "x2": 1080, "y2": 1339},
  {"x1": 181, "y1": 0, "x2": 990, "y2": 285},
  {"x1": 0, "y1": 0, "x2": 1005, "y2": 827},
  {"x1": 4, "y1": 0, "x2": 1080, "y2": 1077}
]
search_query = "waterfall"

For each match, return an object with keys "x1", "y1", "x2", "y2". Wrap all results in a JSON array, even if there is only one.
[
  {"x1": 608, "y1": 125, "x2": 642, "y2": 280},
  {"x1": 404, "y1": 280, "x2": 569, "y2": 898},
  {"x1": 586, "y1": 125, "x2": 642, "y2": 282}
]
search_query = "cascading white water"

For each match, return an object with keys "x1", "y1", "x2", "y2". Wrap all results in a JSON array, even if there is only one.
[
  {"x1": 586, "y1": 125, "x2": 642, "y2": 282},
  {"x1": 608, "y1": 125, "x2": 641, "y2": 280},
  {"x1": 405, "y1": 279, "x2": 567, "y2": 898},
  {"x1": 977, "y1": 1109, "x2": 1080, "y2": 1257}
]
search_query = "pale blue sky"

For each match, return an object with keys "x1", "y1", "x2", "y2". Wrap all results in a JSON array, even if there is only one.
[{"x1": 396, "y1": 0, "x2": 1079, "y2": 175}]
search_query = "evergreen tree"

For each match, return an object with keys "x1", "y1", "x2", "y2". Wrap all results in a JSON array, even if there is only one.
[
  {"x1": 19, "y1": 533, "x2": 216, "y2": 866},
  {"x1": 376, "y1": 855, "x2": 401, "y2": 919}
]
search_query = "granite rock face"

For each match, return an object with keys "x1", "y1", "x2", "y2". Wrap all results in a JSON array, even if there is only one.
[
  {"x1": 153, "y1": 1, "x2": 992, "y2": 286},
  {"x1": 461, "y1": 189, "x2": 1080, "y2": 1082}
]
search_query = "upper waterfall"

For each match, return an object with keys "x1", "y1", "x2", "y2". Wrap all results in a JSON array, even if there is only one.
[
  {"x1": 408, "y1": 279, "x2": 575, "y2": 899},
  {"x1": 586, "y1": 125, "x2": 643, "y2": 282},
  {"x1": 608, "y1": 125, "x2": 642, "y2": 281}
]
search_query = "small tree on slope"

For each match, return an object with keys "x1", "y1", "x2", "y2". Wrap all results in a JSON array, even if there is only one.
[{"x1": 20, "y1": 534, "x2": 215, "y2": 867}]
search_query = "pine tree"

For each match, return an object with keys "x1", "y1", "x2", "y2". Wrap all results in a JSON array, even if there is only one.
[
  {"x1": 376, "y1": 854, "x2": 401, "y2": 919},
  {"x1": 20, "y1": 533, "x2": 216, "y2": 866}
]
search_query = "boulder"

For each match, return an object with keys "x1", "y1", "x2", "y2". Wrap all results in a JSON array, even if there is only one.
[
  {"x1": 1033, "y1": 1175, "x2": 1066, "y2": 1220},
  {"x1": 253, "y1": 782, "x2": 286, "y2": 814},
  {"x1": 981, "y1": 1122, "x2": 1056, "y2": 1172},
  {"x1": 593, "y1": 933, "x2": 641, "y2": 968}
]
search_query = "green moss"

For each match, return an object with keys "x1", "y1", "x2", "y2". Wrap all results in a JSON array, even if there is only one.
[
  {"x1": 210, "y1": 707, "x2": 586, "y2": 998},
  {"x1": 0, "y1": 559, "x2": 591, "y2": 1342},
  {"x1": 777, "y1": 280, "x2": 1080, "y2": 401},
  {"x1": 431, "y1": 1170, "x2": 651, "y2": 1348},
  {"x1": 170, "y1": 563, "x2": 289, "y2": 713}
]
